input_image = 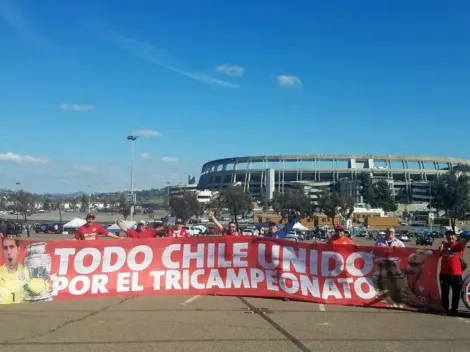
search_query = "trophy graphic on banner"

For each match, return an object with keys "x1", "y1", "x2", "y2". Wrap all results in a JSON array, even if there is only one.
[{"x1": 23, "y1": 242, "x2": 54, "y2": 302}]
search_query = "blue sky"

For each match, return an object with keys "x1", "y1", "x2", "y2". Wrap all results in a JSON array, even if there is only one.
[{"x1": 1, "y1": 0, "x2": 469, "y2": 193}]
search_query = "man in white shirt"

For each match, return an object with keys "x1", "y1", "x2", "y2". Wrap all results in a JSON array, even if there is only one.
[{"x1": 375, "y1": 227, "x2": 405, "y2": 247}]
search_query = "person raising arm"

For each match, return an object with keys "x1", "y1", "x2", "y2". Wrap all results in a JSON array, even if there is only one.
[
  {"x1": 209, "y1": 211, "x2": 243, "y2": 236},
  {"x1": 263, "y1": 211, "x2": 300, "y2": 240},
  {"x1": 74, "y1": 213, "x2": 123, "y2": 240}
]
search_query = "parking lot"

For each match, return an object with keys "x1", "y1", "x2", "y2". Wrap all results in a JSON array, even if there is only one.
[{"x1": 0, "y1": 233, "x2": 469, "y2": 352}]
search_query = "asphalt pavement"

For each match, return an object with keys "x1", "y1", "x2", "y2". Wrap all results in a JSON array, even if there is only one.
[{"x1": 0, "y1": 235, "x2": 469, "y2": 352}]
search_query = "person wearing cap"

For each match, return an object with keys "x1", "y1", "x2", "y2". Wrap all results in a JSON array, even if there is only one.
[
  {"x1": 375, "y1": 227, "x2": 405, "y2": 247},
  {"x1": 263, "y1": 211, "x2": 300, "y2": 239},
  {"x1": 438, "y1": 230, "x2": 469, "y2": 314},
  {"x1": 208, "y1": 211, "x2": 243, "y2": 236},
  {"x1": 115, "y1": 219, "x2": 157, "y2": 239},
  {"x1": 167, "y1": 219, "x2": 188, "y2": 238},
  {"x1": 327, "y1": 224, "x2": 354, "y2": 245},
  {"x1": 74, "y1": 213, "x2": 122, "y2": 240}
]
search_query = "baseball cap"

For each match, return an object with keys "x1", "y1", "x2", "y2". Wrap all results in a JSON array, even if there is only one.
[
  {"x1": 138, "y1": 220, "x2": 146, "y2": 226},
  {"x1": 335, "y1": 224, "x2": 345, "y2": 231},
  {"x1": 175, "y1": 218, "x2": 184, "y2": 224},
  {"x1": 86, "y1": 213, "x2": 95, "y2": 219}
]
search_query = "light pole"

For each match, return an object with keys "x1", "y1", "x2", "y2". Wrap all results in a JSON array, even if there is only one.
[
  {"x1": 127, "y1": 135, "x2": 138, "y2": 221},
  {"x1": 166, "y1": 181, "x2": 171, "y2": 210},
  {"x1": 15, "y1": 182, "x2": 21, "y2": 222}
]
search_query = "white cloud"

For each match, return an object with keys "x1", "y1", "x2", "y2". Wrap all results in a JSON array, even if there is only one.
[
  {"x1": 59, "y1": 103, "x2": 95, "y2": 111},
  {"x1": 88, "y1": 22, "x2": 239, "y2": 88},
  {"x1": 161, "y1": 157, "x2": 178, "y2": 163},
  {"x1": 140, "y1": 152, "x2": 152, "y2": 159},
  {"x1": 132, "y1": 129, "x2": 161, "y2": 138},
  {"x1": 277, "y1": 75, "x2": 302, "y2": 88},
  {"x1": 216, "y1": 64, "x2": 245, "y2": 77},
  {"x1": 0, "y1": 152, "x2": 48, "y2": 164}
]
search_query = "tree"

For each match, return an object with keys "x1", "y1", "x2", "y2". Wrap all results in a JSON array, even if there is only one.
[
  {"x1": 169, "y1": 191, "x2": 200, "y2": 221},
  {"x1": 431, "y1": 170, "x2": 470, "y2": 232},
  {"x1": 55, "y1": 200, "x2": 63, "y2": 223},
  {"x1": 118, "y1": 194, "x2": 130, "y2": 220},
  {"x1": 373, "y1": 179, "x2": 398, "y2": 212},
  {"x1": 358, "y1": 173, "x2": 398, "y2": 212},
  {"x1": 43, "y1": 198, "x2": 52, "y2": 211},
  {"x1": 318, "y1": 191, "x2": 342, "y2": 227},
  {"x1": 258, "y1": 187, "x2": 269, "y2": 211},
  {"x1": 219, "y1": 185, "x2": 253, "y2": 228},
  {"x1": 358, "y1": 172, "x2": 376, "y2": 205},
  {"x1": 80, "y1": 194, "x2": 89, "y2": 212},
  {"x1": 269, "y1": 187, "x2": 310, "y2": 215},
  {"x1": 337, "y1": 195, "x2": 356, "y2": 220},
  {"x1": 16, "y1": 190, "x2": 33, "y2": 222}
]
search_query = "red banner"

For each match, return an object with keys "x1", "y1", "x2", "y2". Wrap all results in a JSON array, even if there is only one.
[{"x1": 0, "y1": 237, "x2": 443, "y2": 311}]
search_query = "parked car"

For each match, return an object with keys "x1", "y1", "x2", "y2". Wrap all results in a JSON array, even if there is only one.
[
  {"x1": 398, "y1": 234, "x2": 410, "y2": 242},
  {"x1": 416, "y1": 235, "x2": 434, "y2": 246}
]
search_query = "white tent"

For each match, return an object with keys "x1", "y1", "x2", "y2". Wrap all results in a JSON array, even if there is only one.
[
  {"x1": 63, "y1": 218, "x2": 86, "y2": 229},
  {"x1": 293, "y1": 222, "x2": 309, "y2": 231},
  {"x1": 107, "y1": 221, "x2": 136, "y2": 233}
]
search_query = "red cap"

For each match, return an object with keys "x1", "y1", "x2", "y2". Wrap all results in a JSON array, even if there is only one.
[{"x1": 335, "y1": 224, "x2": 345, "y2": 231}]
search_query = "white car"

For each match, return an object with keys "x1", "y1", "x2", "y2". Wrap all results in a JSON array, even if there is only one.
[{"x1": 399, "y1": 234, "x2": 410, "y2": 242}]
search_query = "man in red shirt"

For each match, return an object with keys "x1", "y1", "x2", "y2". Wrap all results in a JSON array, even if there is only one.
[
  {"x1": 209, "y1": 211, "x2": 243, "y2": 236},
  {"x1": 439, "y1": 230, "x2": 469, "y2": 314},
  {"x1": 115, "y1": 219, "x2": 157, "y2": 239},
  {"x1": 167, "y1": 219, "x2": 189, "y2": 238},
  {"x1": 327, "y1": 224, "x2": 354, "y2": 245},
  {"x1": 74, "y1": 213, "x2": 122, "y2": 241}
]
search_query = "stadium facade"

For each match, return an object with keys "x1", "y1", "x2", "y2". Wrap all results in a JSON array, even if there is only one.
[{"x1": 197, "y1": 155, "x2": 470, "y2": 205}]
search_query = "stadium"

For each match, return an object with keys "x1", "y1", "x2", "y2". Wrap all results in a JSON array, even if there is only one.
[{"x1": 197, "y1": 154, "x2": 470, "y2": 205}]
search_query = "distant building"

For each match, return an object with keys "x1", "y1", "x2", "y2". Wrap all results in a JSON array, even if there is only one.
[
  {"x1": 197, "y1": 154, "x2": 470, "y2": 205},
  {"x1": 169, "y1": 184, "x2": 217, "y2": 204}
]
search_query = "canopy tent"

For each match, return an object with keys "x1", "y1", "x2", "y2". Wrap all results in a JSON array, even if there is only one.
[
  {"x1": 292, "y1": 222, "x2": 309, "y2": 231},
  {"x1": 107, "y1": 221, "x2": 136, "y2": 233},
  {"x1": 63, "y1": 218, "x2": 86, "y2": 229}
]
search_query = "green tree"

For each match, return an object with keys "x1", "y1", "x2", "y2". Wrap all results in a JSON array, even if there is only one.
[
  {"x1": 169, "y1": 191, "x2": 200, "y2": 221},
  {"x1": 118, "y1": 194, "x2": 130, "y2": 220},
  {"x1": 43, "y1": 198, "x2": 52, "y2": 211},
  {"x1": 358, "y1": 173, "x2": 397, "y2": 212},
  {"x1": 431, "y1": 169, "x2": 470, "y2": 232},
  {"x1": 337, "y1": 195, "x2": 356, "y2": 220},
  {"x1": 358, "y1": 172, "x2": 376, "y2": 205},
  {"x1": 373, "y1": 179, "x2": 398, "y2": 212},
  {"x1": 55, "y1": 200, "x2": 63, "y2": 223},
  {"x1": 16, "y1": 190, "x2": 33, "y2": 222},
  {"x1": 317, "y1": 191, "x2": 341, "y2": 227},
  {"x1": 258, "y1": 187, "x2": 269, "y2": 211},
  {"x1": 219, "y1": 185, "x2": 253, "y2": 228},
  {"x1": 80, "y1": 194, "x2": 89, "y2": 212},
  {"x1": 269, "y1": 187, "x2": 310, "y2": 215},
  {"x1": 270, "y1": 191, "x2": 283, "y2": 213}
]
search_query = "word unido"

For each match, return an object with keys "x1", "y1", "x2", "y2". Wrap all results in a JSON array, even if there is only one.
[{"x1": 54, "y1": 243, "x2": 375, "y2": 277}]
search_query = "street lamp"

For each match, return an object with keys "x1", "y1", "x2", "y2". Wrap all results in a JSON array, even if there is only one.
[
  {"x1": 88, "y1": 185, "x2": 92, "y2": 213},
  {"x1": 127, "y1": 135, "x2": 138, "y2": 221},
  {"x1": 15, "y1": 182, "x2": 21, "y2": 222}
]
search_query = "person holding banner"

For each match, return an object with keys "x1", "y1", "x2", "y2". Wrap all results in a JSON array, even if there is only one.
[
  {"x1": 167, "y1": 219, "x2": 189, "y2": 238},
  {"x1": 115, "y1": 219, "x2": 157, "y2": 239},
  {"x1": 439, "y1": 230, "x2": 469, "y2": 314},
  {"x1": 263, "y1": 211, "x2": 300, "y2": 239},
  {"x1": 327, "y1": 224, "x2": 354, "y2": 245},
  {"x1": 374, "y1": 227, "x2": 405, "y2": 247},
  {"x1": 209, "y1": 211, "x2": 243, "y2": 236},
  {"x1": 74, "y1": 213, "x2": 122, "y2": 240}
]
